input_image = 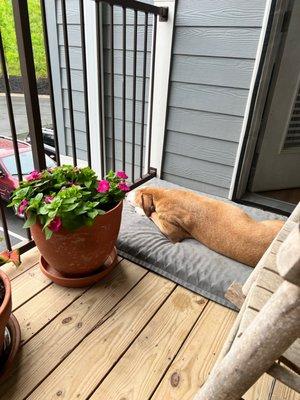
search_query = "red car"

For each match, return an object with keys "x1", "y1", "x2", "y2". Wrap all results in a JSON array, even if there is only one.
[{"x1": 0, "y1": 136, "x2": 55, "y2": 202}]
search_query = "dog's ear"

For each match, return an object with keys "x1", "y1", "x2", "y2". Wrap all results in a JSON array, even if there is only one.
[{"x1": 141, "y1": 193, "x2": 155, "y2": 217}]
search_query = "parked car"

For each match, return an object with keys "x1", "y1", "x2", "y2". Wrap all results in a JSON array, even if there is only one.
[
  {"x1": 25, "y1": 127, "x2": 56, "y2": 161},
  {"x1": 0, "y1": 136, "x2": 56, "y2": 202}
]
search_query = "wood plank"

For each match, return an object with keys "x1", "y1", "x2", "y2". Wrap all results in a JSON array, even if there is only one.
[
  {"x1": 169, "y1": 82, "x2": 249, "y2": 117},
  {"x1": 151, "y1": 301, "x2": 235, "y2": 400},
  {"x1": 256, "y1": 269, "x2": 283, "y2": 293},
  {"x1": 11, "y1": 264, "x2": 51, "y2": 311},
  {"x1": 0, "y1": 260, "x2": 146, "y2": 400},
  {"x1": 271, "y1": 379, "x2": 300, "y2": 400},
  {"x1": 174, "y1": 27, "x2": 261, "y2": 58},
  {"x1": 165, "y1": 131, "x2": 238, "y2": 167},
  {"x1": 167, "y1": 107, "x2": 243, "y2": 142},
  {"x1": 243, "y1": 373, "x2": 275, "y2": 400},
  {"x1": 176, "y1": 0, "x2": 265, "y2": 27},
  {"x1": 90, "y1": 287, "x2": 208, "y2": 400},
  {"x1": 172, "y1": 55, "x2": 254, "y2": 89},
  {"x1": 163, "y1": 152, "x2": 233, "y2": 189},
  {"x1": 0, "y1": 247, "x2": 40, "y2": 280},
  {"x1": 27, "y1": 273, "x2": 176, "y2": 400}
]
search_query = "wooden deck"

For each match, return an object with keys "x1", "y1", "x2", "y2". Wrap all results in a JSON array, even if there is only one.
[{"x1": 0, "y1": 247, "x2": 299, "y2": 400}]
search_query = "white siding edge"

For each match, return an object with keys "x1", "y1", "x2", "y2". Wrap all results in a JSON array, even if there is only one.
[{"x1": 145, "y1": 0, "x2": 176, "y2": 177}]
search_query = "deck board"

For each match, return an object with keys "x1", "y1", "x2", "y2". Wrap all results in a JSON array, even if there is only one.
[
  {"x1": 151, "y1": 301, "x2": 236, "y2": 400},
  {"x1": 0, "y1": 247, "x2": 298, "y2": 400},
  {"x1": 91, "y1": 287, "x2": 208, "y2": 400}
]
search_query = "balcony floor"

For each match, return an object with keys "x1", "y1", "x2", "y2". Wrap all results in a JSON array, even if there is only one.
[{"x1": 0, "y1": 247, "x2": 298, "y2": 400}]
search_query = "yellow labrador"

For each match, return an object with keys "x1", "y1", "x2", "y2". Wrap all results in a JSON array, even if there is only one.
[{"x1": 127, "y1": 187, "x2": 284, "y2": 267}]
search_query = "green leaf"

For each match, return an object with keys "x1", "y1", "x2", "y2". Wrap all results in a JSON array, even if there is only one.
[
  {"x1": 23, "y1": 213, "x2": 36, "y2": 229},
  {"x1": 44, "y1": 227, "x2": 53, "y2": 240}
]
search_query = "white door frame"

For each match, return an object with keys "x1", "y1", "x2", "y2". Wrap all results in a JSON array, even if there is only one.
[
  {"x1": 229, "y1": 0, "x2": 290, "y2": 200},
  {"x1": 144, "y1": 0, "x2": 176, "y2": 177}
]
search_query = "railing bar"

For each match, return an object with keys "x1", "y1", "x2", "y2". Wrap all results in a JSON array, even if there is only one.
[
  {"x1": 147, "y1": 15, "x2": 157, "y2": 173},
  {"x1": 0, "y1": 199, "x2": 12, "y2": 251},
  {"x1": 40, "y1": 0, "x2": 61, "y2": 166},
  {"x1": 122, "y1": 6, "x2": 126, "y2": 171},
  {"x1": 61, "y1": 0, "x2": 77, "y2": 166},
  {"x1": 93, "y1": 0, "x2": 167, "y2": 18},
  {"x1": 110, "y1": 4, "x2": 116, "y2": 171},
  {"x1": 0, "y1": 30, "x2": 23, "y2": 182},
  {"x1": 140, "y1": 12, "x2": 148, "y2": 178},
  {"x1": 12, "y1": 0, "x2": 46, "y2": 171},
  {"x1": 131, "y1": 9, "x2": 137, "y2": 182},
  {"x1": 79, "y1": 0, "x2": 92, "y2": 167},
  {"x1": 96, "y1": 2, "x2": 105, "y2": 177}
]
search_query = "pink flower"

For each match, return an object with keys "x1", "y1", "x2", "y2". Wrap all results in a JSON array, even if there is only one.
[
  {"x1": 49, "y1": 217, "x2": 62, "y2": 232},
  {"x1": 118, "y1": 182, "x2": 129, "y2": 192},
  {"x1": 26, "y1": 170, "x2": 42, "y2": 181},
  {"x1": 44, "y1": 195, "x2": 54, "y2": 204},
  {"x1": 18, "y1": 199, "x2": 29, "y2": 214},
  {"x1": 116, "y1": 170, "x2": 128, "y2": 180},
  {"x1": 97, "y1": 180, "x2": 110, "y2": 193}
]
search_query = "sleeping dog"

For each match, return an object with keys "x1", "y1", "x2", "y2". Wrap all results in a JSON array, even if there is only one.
[{"x1": 127, "y1": 187, "x2": 284, "y2": 267}]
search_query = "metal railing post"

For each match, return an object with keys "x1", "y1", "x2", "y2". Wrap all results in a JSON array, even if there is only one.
[{"x1": 12, "y1": 0, "x2": 46, "y2": 171}]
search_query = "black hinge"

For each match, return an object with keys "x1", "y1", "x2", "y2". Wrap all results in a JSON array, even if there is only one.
[
  {"x1": 159, "y1": 7, "x2": 168, "y2": 22},
  {"x1": 281, "y1": 10, "x2": 291, "y2": 32}
]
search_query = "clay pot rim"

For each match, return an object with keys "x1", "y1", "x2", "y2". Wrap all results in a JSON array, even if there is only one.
[{"x1": 0, "y1": 271, "x2": 11, "y2": 317}]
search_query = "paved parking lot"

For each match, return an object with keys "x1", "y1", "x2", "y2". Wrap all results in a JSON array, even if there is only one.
[
  {"x1": 0, "y1": 94, "x2": 51, "y2": 137},
  {"x1": 0, "y1": 93, "x2": 52, "y2": 252},
  {"x1": 0, "y1": 205, "x2": 25, "y2": 252}
]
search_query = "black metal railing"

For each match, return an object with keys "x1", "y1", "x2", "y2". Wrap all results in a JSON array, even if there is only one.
[{"x1": 0, "y1": 0, "x2": 168, "y2": 253}]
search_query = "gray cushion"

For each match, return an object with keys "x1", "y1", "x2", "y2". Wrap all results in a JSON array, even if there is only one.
[{"x1": 117, "y1": 178, "x2": 286, "y2": 310}]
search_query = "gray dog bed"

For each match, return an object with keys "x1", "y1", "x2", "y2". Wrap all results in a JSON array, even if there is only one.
[{"x1": 117, "y1": 178, "x2": 286, "y2": 310}]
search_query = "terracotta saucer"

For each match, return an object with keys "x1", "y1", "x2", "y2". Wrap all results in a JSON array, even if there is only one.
[
  {"x1": 39, "y1": 247, "x2": 118, "y2": 288},
  {"x1": 0, "y1": 314, "x2": 21, "y2": 383}
]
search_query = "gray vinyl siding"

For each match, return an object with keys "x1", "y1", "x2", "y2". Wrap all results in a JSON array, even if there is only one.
[
  {"x1": 162, "y1": 0, "x2": 267, "y2": 197},
  {"x1": 103, "y1": 2, "x2": 153, "y2": 179},
  {"x1": 55, "y1": 0, "x2": 154, "y2": 165},
  {"x1": 56, "y1": 0, "x2": 88, "y2": 161}
]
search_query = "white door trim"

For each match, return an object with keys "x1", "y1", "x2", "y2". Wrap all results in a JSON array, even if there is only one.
[
  {"x1": 84, "y1": 1, "x2": 104, "y2": 177},
  {"x1": 144, "y1": 0, "x2": 176, "y2": 177},
  {"x1": 229, "y1": 0, "x2": 274, "y2": 199},
  {"x1": 229, "y1": 0, "x2": 289, "y2": 200}
]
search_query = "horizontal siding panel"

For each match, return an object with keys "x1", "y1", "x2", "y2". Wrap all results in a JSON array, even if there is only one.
[
  {"x1": 174, "y1": 27, "x2": 261, "y2": 58},
  {"x1": 106, "y1": 159, "x2": 145, "y2": 182},
  {"x1": 171, "y1": 55, "x2": 254, "y2": 89},
  {"x1": 176, "y1": 0, "x2": 265, "y2": 27},
  {"x1": 103, "y1": 25, "x2": 153, "y2": 52},
  {"x1": 56, "y1": 0, "x2": 80, "y2": 24},
  {"x1": 105, "y1": 138, "x2": 144, "y2": 166},
  {"x1": 60, "y1": 46, "x2": 83, "y2": 70},
  {"x1": 61, "y1": 68, "x2": 149, "y2": 100},
  {"x1": 63, "y1": 89, "x2": 85, "y2": 112},
  {"x1": 105, "y1": 118, "x2": 146, "y2": 146},
  {"x1": 64, "y1": 109, "x2": 87, "y2": 132},
  {"x1": 167, "y1": 107, "x2": 243, "y2": 142},
  {"x1": 163, "y1": 173, "x2": 229, "y2": 198},
  {"x1": 165, "y1": 131, "x2": 238, "y2": 166},
  {"x1": 105, "y1": 97, "x2": 148, "y2": 124},
  {"x1": 163, "y1": 152, "x2": 233, "y2": 188},
  {"x1": 66, "y1": 145, "x2": 87, "y2": 161},
  {"x1": 58, "y1": 25, "x2": 81, "y2": 47},
  {"x1": 104, "y1": 49, "x2": 151, "y2": 77},
  {"x1": 65, "y1": 127, "x2": 88, "y2": 150},
  {"x1": 169, "y1": 82, "x2": 248, "y2": 116}
]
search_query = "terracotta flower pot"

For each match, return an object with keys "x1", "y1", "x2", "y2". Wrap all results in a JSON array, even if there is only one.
[
  {"x1": 0, "y1": 271, "x2": 12, "y2": 359},
  {"x1": 30, "y1": 201, "x2": 123, "y2": 277}
]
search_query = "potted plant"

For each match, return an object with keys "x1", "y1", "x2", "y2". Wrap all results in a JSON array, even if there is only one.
[
  {"x1": 9, "y1": 165, "x2": 129, "y2": 287},
  {"x1": 0, "y1": 249, "x2": 21, "y2": 380}
]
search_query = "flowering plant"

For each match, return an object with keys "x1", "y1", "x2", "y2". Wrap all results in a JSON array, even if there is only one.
[{"x1": 9, "y1": 165, "x2": 129, "y2": 239}]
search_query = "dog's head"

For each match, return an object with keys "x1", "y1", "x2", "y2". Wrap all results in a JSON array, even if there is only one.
[{"x1": 127, "y1": 187, "x2": 155, "y2": 217}]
